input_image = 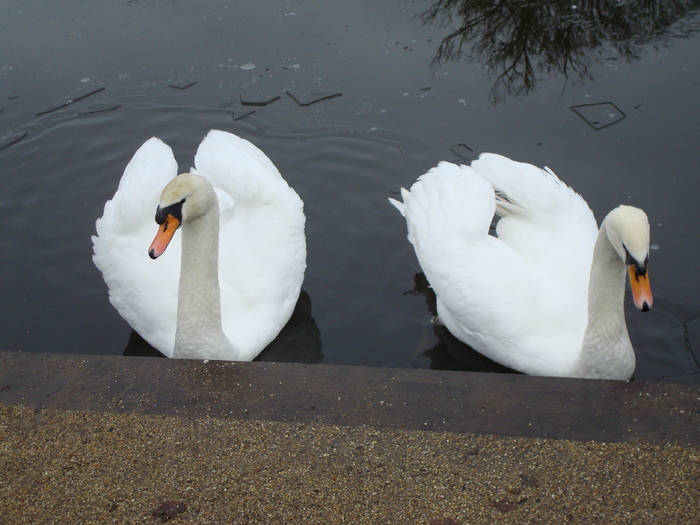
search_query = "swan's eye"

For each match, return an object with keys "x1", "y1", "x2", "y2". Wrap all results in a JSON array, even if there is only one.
[
  {"x1": 155, "y1": 199, "x2": 185, "y2": 225},
  {"x1": 624, "y1": 245, "x2": 647, "y2": 276}
]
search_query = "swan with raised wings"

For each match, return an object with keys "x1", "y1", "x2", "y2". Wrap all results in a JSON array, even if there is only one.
[
  {"x1": 93, "y1": 130, "x2": 306, "y2": 361},
  {"x1": 390, "y1": 154, "x2": 652, "y2": 380}
]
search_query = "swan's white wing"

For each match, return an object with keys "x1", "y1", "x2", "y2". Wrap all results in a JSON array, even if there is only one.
[
  {"x1": 397, "y1": 159, "x2": 597, "y2": 375},
  {"x1": 193, "y1": 130, "x2": 307, "y2": 360},
  {"x1": 193, "y1": 130, "x2": 286, "y2": 205},
  {"x1": 471, "y1": 153, "x2": 598, "y2": 277},
  {"x1": 400, "y1": 163, "x2": 541, "y2": 357},
  {"x1": 93, "y1": 138, "x2": 180, "y2": 356}
]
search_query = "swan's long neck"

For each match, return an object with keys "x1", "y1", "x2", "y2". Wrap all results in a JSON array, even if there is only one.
[
  {"x1": 174, "y1": 202, "x2": 234, "y2": 360},
  {"x1": 574, "y1": 222, "x2": 635, "y2": 379}
]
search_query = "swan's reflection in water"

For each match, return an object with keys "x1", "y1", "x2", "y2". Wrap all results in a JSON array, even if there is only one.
[
  {"x1": 123, "y1": 290, "x2": 323, "y2": 364},
  {"x1": 410, "y1": 273, "x2": 518, "y2": 374}
]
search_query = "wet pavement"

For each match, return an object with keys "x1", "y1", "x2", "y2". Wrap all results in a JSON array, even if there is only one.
[{"x1": 0, "y1": 352, "x2": 698, "y2": 523}]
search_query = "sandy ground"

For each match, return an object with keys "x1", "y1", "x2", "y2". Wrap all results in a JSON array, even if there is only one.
[{"x1": 1, "y1": 403, "x2": 698, "y2": 524}]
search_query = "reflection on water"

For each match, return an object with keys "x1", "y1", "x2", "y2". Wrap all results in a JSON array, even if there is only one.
[
  {"x1": 124, "y1": 291, "x2": 323, "y2": 364},
  {"x1": 421, "y1": 0, "x2": 700, "y2": 102}
]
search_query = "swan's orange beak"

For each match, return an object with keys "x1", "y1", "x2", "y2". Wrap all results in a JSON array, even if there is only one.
[
  {"x1": 148, "y1": 214, "x2": 180, "y2": 259},
  {"x1": 628, "y1": 265, "x2": 652, "y2": 312}
]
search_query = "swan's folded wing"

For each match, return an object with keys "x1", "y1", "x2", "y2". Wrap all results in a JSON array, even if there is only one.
[
  {"x1": 193, "y1": 130, "x2": 285, "y2": 206},
  {"x1": 217, "y1": 195, "x2": 306, "y2": 358},
  {"x1": 470, "y1": 153, "x2": 598, "y2": 270},
  {"x1": 104, "y1": 138, "x2": 178, "y2": 234},
  {"x1": 92, "y1": 137, "x2": 180, "y2": 356},
  {"x1": 400, "y1": 163, "x2": 539, "y2": 340}
]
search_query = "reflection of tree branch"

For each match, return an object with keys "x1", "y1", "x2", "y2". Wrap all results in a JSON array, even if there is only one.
[{"x1": 421, "y1": 0, "x2": 700, "y2": 103}]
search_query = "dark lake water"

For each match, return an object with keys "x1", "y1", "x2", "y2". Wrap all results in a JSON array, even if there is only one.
[{"x1": 1, "y1": 0, "x2": 699, "y2": 382}]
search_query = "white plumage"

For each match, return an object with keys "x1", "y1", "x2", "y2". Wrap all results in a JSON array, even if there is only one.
[
  {"x1": 93, "y1": 130, "x2": 306, "y2": 361},
  {"x1": 390, "y1": 154, "x2": 652, "y2": 379}
]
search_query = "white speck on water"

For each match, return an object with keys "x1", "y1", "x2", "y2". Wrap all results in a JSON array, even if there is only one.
[
  {"x1": 458, "y1": 99, "x2": 467, "y2": 105},
  {"x1": 287, "y1": 64, "x2": 301, "y2": 70},
  {"x1": 80, "y1": 78, "x2": 91, "y2": 83},
  {"x1": 240, "y1": 62, "x2": 255, "y2": 70},
  {"x1": 403, "y1": 92, "x2": 409, "y2": 96},
  {"x1": 284, "y1": 12, "x2": 297, "y2": 16},
  {"x1": 370, "y1": 127, "x2": 378, "y2": 131},
  {"x1": 651, "y1": 244, "x2": 660, "y2": 251}
]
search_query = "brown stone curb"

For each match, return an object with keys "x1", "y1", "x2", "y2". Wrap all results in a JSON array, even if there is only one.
[{"x1": 1, "y1": 352, "x2": 697, "y2": 445}]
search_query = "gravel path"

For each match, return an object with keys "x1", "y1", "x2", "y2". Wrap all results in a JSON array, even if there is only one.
[{"x1": 1, "y1": 404, "x2": 698, "y2": 524}]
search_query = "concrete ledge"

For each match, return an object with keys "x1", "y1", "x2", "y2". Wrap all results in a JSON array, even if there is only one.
[{"x1": 1, "y1": 352, "x2": 697, "y2": 446}]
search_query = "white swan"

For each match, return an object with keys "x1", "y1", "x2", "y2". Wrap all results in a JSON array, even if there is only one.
[
  {"x1": 390, "y1": 154, "x2": 653, "y2": 380},
  {"x1": 93, "y1": 130, "x2": 306, "y2": 361}
]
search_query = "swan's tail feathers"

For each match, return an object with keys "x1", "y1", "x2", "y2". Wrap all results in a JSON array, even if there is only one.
[{"x1": 388, "y1": 187, "x2": 410, "y2": 217}]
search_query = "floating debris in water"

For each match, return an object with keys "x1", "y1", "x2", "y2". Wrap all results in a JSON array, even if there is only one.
[
  {"x1": 285, "y1": 90, "x2": 342, "y2": 107},
  {"x1": 240, "y1": 94, "x2": 280, "y2": 107},
  {"x1": 78, "y1": 102, "x2": 121, "y2": 115},
  {"x1": 36, "y1": 80, "x2": 105, "y2": 116},
  {"x1": 450, "y1": 143, "x2": 474, "y2": 161},
  {"x1": 232, "y1": 109, "x2": 255, "y2": 121},
  {"x1": 571, "y1": 102, "x2": 626, "y2": 130},
  {"x1": 167, "y1": 78, "x2": 197, "y2": 90},
  {"x1": 0, "y1": 128, "x2": 28, "y2": 151},
  {"x1": 240, "y1": 62, "x2": 256, "y2": 70}
]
